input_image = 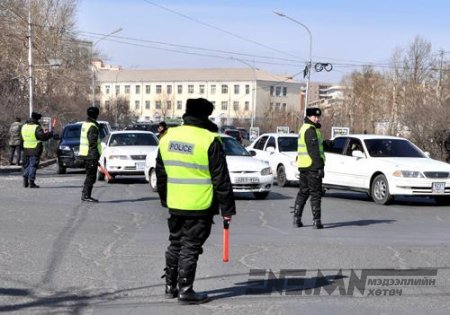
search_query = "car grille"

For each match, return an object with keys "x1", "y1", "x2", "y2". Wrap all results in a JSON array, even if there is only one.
[
  {"x1": 130, "y1": 155, "x2": 146, "y2": 160},
  {"x1": 232, "y1": 183, "x2": 261, "y2": 190},
  {"x1": 423, "y1": 172, "x2": 449, "y2": 179},
  {"x1": 230, "y1": 171, "x2": 258, "y2": 174}
]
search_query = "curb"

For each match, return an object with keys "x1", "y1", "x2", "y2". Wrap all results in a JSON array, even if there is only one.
[{"x1": 0, "y1": 159, "x2": 57, "y2": 174}]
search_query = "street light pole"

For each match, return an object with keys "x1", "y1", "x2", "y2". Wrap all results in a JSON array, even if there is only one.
[
  {"x1": 91, "y1": 27, "x2": 122, "y2": 107},
  {"x1": 273, "y1": 11, "x2": 312, "y2": 118},
  {"x1": 28, "y1": 0, "x2": 33, "y2": 117}
]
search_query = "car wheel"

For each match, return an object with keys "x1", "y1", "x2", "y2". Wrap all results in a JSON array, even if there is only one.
[
  {"x1": 97, "y1": 170, "x2": 105, "y2": 181},
  {"x1": 435, "y1": 196, "x2": 450, "y2": 205},
  {"x1": 371, "y1": 174, "x2": 393, "y2": 205},
  {"x1": 57, "y1": 162, "x2": 66, "y2": 174},
  {"x1": 149, "y1": 168, "x2": 158, "y2": 192},
  {"x1": 253, "y1": 191, "x2": 270, "y2": 199},
  {"x1": 277, "y1": 165, "x2": 288, "y2": 187}
]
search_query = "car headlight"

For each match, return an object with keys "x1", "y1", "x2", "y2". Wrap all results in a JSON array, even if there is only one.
[
  {"x1": 392, "y1": 170, "x2": 424, "y2": 178},
  {"x1": 261, "y1": 167, "x2": 272, "y2": 176},
  {"x1": 58, "y1": 145, "x2": 71, "y2": 151},
  {"x1": 109, "y1": 155, "x2": 129, "y2": 160}
]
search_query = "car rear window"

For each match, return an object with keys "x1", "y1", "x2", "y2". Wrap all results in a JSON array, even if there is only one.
[{"x1": 109, "y1": 133, "x2": 158, "y2": 146}]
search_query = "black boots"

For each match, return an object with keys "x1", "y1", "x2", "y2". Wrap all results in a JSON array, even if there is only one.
[
  {"x1": 293, "y1": 199, "x2": 304, "y2": 228},
  {"x1": 29, "y1": 180, "x2": 39, "y2": 188},
  {"x1": 313, "y1": 220, "x2": 324, "y2": 229},
  {"x1": 81, "y1": 196, "x2": 98, "y2": 202},
  {"x1": 23, "y1": 177, "x2": 29, "y2": 188},
  {"x1": 177, "y1": 269, "x2": 209, "y2": 304},
  {"x1": 162, "y1": 267, "x2": 178, "y2": 299},
  {"x1": 312, "y1": 207, "x2": 323, "y2": 229}
]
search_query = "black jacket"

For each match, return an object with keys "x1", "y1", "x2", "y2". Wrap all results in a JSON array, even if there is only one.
[
  {"x1": 156, "y1": 115, "x2": 236, "y2": 217},
  {"x1": 300, "y1": 117, "x2": 325, "y2": 171},
  {"x1": 82, "y1": 117, "x2": 101, "y2": 161},
  {"x1": 21, "y1": 119, "x2": 53, "y2": 157}
]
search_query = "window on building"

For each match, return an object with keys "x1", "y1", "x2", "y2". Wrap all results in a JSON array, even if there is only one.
[
  {"x1": 234, "y1": 84, "x2": 240, "y2": 94},
  {"x1": 199, "y1": 85, "x2": 205, "y2": 94},
  {"x1": 167, "y1": 100, "x2": 172, "y2": 110},
  {"x1": 167, "y1": 85, "x2": 172, "y2": 94},
  {"x1": 156, "y1": 100, "x2": 161, "y2": 109},
  {"x1": 233, "y1": 101, "x2": 239, "y2": 111},
  {"x1": 275, "y1": 102, "x2": 281, "y2": 110},
  {"x1": 245, "y1": 84, "x2": 250, "y2": 94},
  {"x1": 221, "y1": 101, "x2": 228, "y2": 110},
  {"x1": 135, "y1": 100, "x2": 140, "y2": 110},
  {"x1": 188, "y1": 85, "x2": 194, "y2": 94},
  {"x1": 222, "y1": 84, "x2": 228, "y2": 94},
  {"x1": 276, "y1": 86, "x2": 281, "y2": 96},
  {"x1": 105, "y1": 100, "x2": 110, "y2": 111},
  {"x1": 270, "y1": 86, "x2": 274, "y2": 96},
  {"x1": 125, "y1": 85, "x2": 130, "y2": 94},
  {"x1": 270, "y1": 102, "x2": 274, "y2": 110},
  {"x1": 145, "y1": 85, "x2": 151, "y2": 94},
  {"x1": 156, "y1": 85, "x2": 162, "y2": 94},
  {"x1": 177, "y1": 100, "x2": 182, "y2": 110},
  {"x1": 283, "y1": 87, "x2": 287, "y2": 96},
  {"x1": 145, "y1": 100, "x2": 150, "y2": 109},
  {"x1": 244, "y1": 101, "x2": 250, "y2": 111},
  {"x1": 105, "y1": 85, "x2": 110, "y2": 94},
  {"x1": 177, "y1": 85, "x2": 183, "y2": 94},
  {"x1": 282, "y1": 103, "x2": 287, "y2": 111},
  {"x1": 135, "y1": 85, "x2": 141, "y2": 94},
  {"x1": 210, "y1": 84, "x2": 216, "y2": 94},
  {"x1": 115, "y1": 85, "x2": 120, "y2": 95}
]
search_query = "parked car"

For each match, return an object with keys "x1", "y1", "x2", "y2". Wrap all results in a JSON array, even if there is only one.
[
  {"x1": 236, "y1": 127, "x2": 250, "y2": 141},
  {"x1": 145, "y1": 134, "x2": 273, "y2": 199},
  {"x1": 246, "y1": 133, "x2": 299, "y2": 187},
  {"x1": 323, "y1": 134, "x2": 450, "y2": 205},
  {"x1": 56, "y1": 121, "x2": 111, "y2": 174},
  {"x1": 98, "y1": 130, "x2": 159, "y2": 183},
  {"x1": 223, "y1": 128, "x2": 242, "y2": 143}
]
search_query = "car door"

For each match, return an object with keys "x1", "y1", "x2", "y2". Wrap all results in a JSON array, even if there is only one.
[
  {"x1": 323, "y1": 137, "x2": 349, "y2": 186},
  {"x1": 338, "y1": 137, "x2": 368, "y2": 188},
  {"x1": 260, "y1": 136, "x2": 278, "y2": 173},
  {"x1": 249, "y1": 135, "x2": 269, "y2": 160}
]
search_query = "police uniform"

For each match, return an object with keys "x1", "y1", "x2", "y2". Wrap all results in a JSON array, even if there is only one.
[
  {"x1": 79, "y1": 107, "x2": 102, "y2": 202},
  {"x1": 156, "y1": 98, "x2": 236, "y2": 304},
  {"x1": 294, "y1": 107, "x2": 325, "y2": 229},
  {"x1": 21, "y1": 112, "x2": 53, "y2": 188}
]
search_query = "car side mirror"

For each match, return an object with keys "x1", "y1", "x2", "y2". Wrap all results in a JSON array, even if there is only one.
[
  {"x1": 266, "y1": 146, "x2": 276, "y2": 153},
  {"x1": 352, "y1": 150, "x2": 365, "y2": 158},
  {"x1": 248, "y1": 150, "x2": 256, "y2": 156}
]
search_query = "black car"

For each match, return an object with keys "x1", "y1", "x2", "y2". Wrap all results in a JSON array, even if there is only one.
[{"x1": 56, "y1": 122, "x2": 110, "y2": 174}]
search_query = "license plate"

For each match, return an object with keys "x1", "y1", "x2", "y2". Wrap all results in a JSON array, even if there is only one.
[
  {"x1": 135, "y1": 162, "x2": 145, "y2": 171},
  {"x1": 235, "y1": 177, "x2": 259, "y2": 184},
  {"x1": 432, "y1": 182, "x2": 445, "y2": 193}
]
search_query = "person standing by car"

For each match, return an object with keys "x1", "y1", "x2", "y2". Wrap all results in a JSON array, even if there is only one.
[
  {"x1": 8, "y1": 117, "x2": 23, "y2": 165},
  {"x1": 21, "y1": 112, "x2": 53, "y2": 188},
  {"x1": 156, "y1": 98, "x2": 236, "y2": 304},
  {"x1": 79, "y1": 107, "x2": 102, "y2": 202},
  {"x1": 157, "y1": 121, "x2": 168, "y2": 139},
  {"x1": 293, "y1": 107, "x2": 325, "y2": 229}
]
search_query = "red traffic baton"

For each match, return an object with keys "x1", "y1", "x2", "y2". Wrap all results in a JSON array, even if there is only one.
[
  {"x1": 223, "y1": 219, "x2": 230, "y2": 263},
  {"x1": 51, "y1": 117, "x2": 57, "y2": 129},
  {"x1": 98, "y1": 162, "x2": 112, "y2": 181}
]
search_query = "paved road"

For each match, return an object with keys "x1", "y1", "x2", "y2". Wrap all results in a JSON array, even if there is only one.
[{"x1": 1, "y1": 165, "x2": 449, "y2": 314}]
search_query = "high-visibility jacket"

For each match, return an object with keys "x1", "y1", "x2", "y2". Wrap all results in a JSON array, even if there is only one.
[
  {"x1": 297, "y1": 123, "x2": 325, "y2": 168},
  {"x1": 79, "y1": 122, "x2": 102, "y2": 157},
  {"x1": 159, "y1": 125, "x2": 217, "y2": 211},
  {"x1": 21, "y1": 124, "x2": 39, "y2": 149}
]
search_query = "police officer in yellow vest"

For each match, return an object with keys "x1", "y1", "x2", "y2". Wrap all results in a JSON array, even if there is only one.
[
  {"x1": 79, "y1": 107, "x2": 102, "y2": 202},
  {"x1": 21, "y1": 111, "x2": 53, "y2": 188},
  {"x1": 294, "y1": 107, "x2": 325, "y2": 229},
  {"x1": 156, "y1": 98, "x2": 236, "y2": 304}
]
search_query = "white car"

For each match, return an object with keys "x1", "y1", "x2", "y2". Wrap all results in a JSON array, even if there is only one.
[
  {"x1": 323, "y1": 134, "x2": 450, "y2": 205},
  {"x1": 145, "y1": 134, "x2": 273, "y2": 199},
  {"x1": 98, "y1": 131, "x2": 159, "y2": 183},
  {"x1": 246, "y1": 133, "x2": 299, "y2": 187}
]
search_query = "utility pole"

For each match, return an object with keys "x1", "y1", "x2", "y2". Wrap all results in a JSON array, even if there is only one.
[{"x1": 28, "y1": 0, "x2": 33, "y2": 117}]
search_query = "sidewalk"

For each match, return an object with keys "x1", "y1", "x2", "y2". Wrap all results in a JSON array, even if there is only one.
[{"x1": 0, "y1": 159, "x2": 56, "y2": 174}]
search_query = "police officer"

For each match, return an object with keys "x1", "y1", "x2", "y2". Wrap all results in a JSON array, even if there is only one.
[
  {"x1": 21, "y1": 112, "x2": 53, "y2": 188},
  {"x1": 294, "y1": 107, "x2": 325, "y2": 229},
  {"x1": 156, "y1": 98, "x2": 236, "y2": 304},
  {"x1": 79, "y1": 107, "x2": 102, "y2": 202}
]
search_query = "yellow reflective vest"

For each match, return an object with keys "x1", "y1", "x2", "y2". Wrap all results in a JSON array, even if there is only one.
[
  {"x1": 159, "y1": 125, "x2": 217, "y2": 211},
  {"x1": 79, "y1": 122, "x2": 102, "y2": 157},
  {"x1": 297, "y1": 123, "x2": 325, "y2": 168},
  {"x1": 21, "y1": 124, "x2": 39, "y2": 149}
]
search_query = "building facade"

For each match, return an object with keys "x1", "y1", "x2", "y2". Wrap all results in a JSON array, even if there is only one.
[{"x1": 96, "y1": 68, "x2": 303, "y2": 126}]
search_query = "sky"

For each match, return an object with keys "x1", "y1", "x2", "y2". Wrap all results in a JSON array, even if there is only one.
[{"x1": 76, "y1": 0, "x2": 450, "y2": 84}]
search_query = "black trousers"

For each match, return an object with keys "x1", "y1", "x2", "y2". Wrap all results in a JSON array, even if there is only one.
[
  {"x1": 165, "y1": 215, "x2": 212, "y2": 280},
  {"x1": 82, "y1": 159, "x2": 97, "y2": 197},
  {"x1": 295, "y1": 170, "x2": 322, "y2": 220}
]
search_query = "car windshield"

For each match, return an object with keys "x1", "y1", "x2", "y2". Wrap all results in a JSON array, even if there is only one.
[
  {"x1": 221, "y1": 137, "x2": 250, "y2": 156},
  {"x1": 278, "y1": 137, "x2": 298, "y2": 152},
  {"x1": 63, "y1": 125, "x2": 81, "y2": 140},
  {"x1": 365, "y1": 139, "x2": 426, "y2": 158},
  {"x1": 109, "y1": 133, "x2": 158, "y2": 147}
]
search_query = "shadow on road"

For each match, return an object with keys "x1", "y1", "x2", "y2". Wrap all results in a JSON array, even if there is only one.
[{"x1": 323, "y1": 219, "x2": 396, "y2": 229}]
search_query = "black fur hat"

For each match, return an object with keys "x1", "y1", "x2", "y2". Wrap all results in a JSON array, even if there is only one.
[
  {"x1": 31, "y1": 112, "x2": 42, "y2": 121},
  {"x1": 185, "y1": 98, "x2": 214, "y2": 118},
  {"x1": 87, "y1": 106, "x2": 99, "y2": 119},
  {"x1": 306, "y1": 107, "x2": 321, "y2": 117}
]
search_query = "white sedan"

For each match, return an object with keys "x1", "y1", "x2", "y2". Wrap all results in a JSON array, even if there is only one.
[
  {"x1": 246, "y1": 133, "x2": 299, "y2": 187},
  {"x1": 98, "y1": 131, "x2": 159, "y2": 183},
  {"x1": 145, "y1": 135, "x2": 273, "y2": 199},
  {"x1": 323, "y1": 134, "x2": 450, "y2": 205}
]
